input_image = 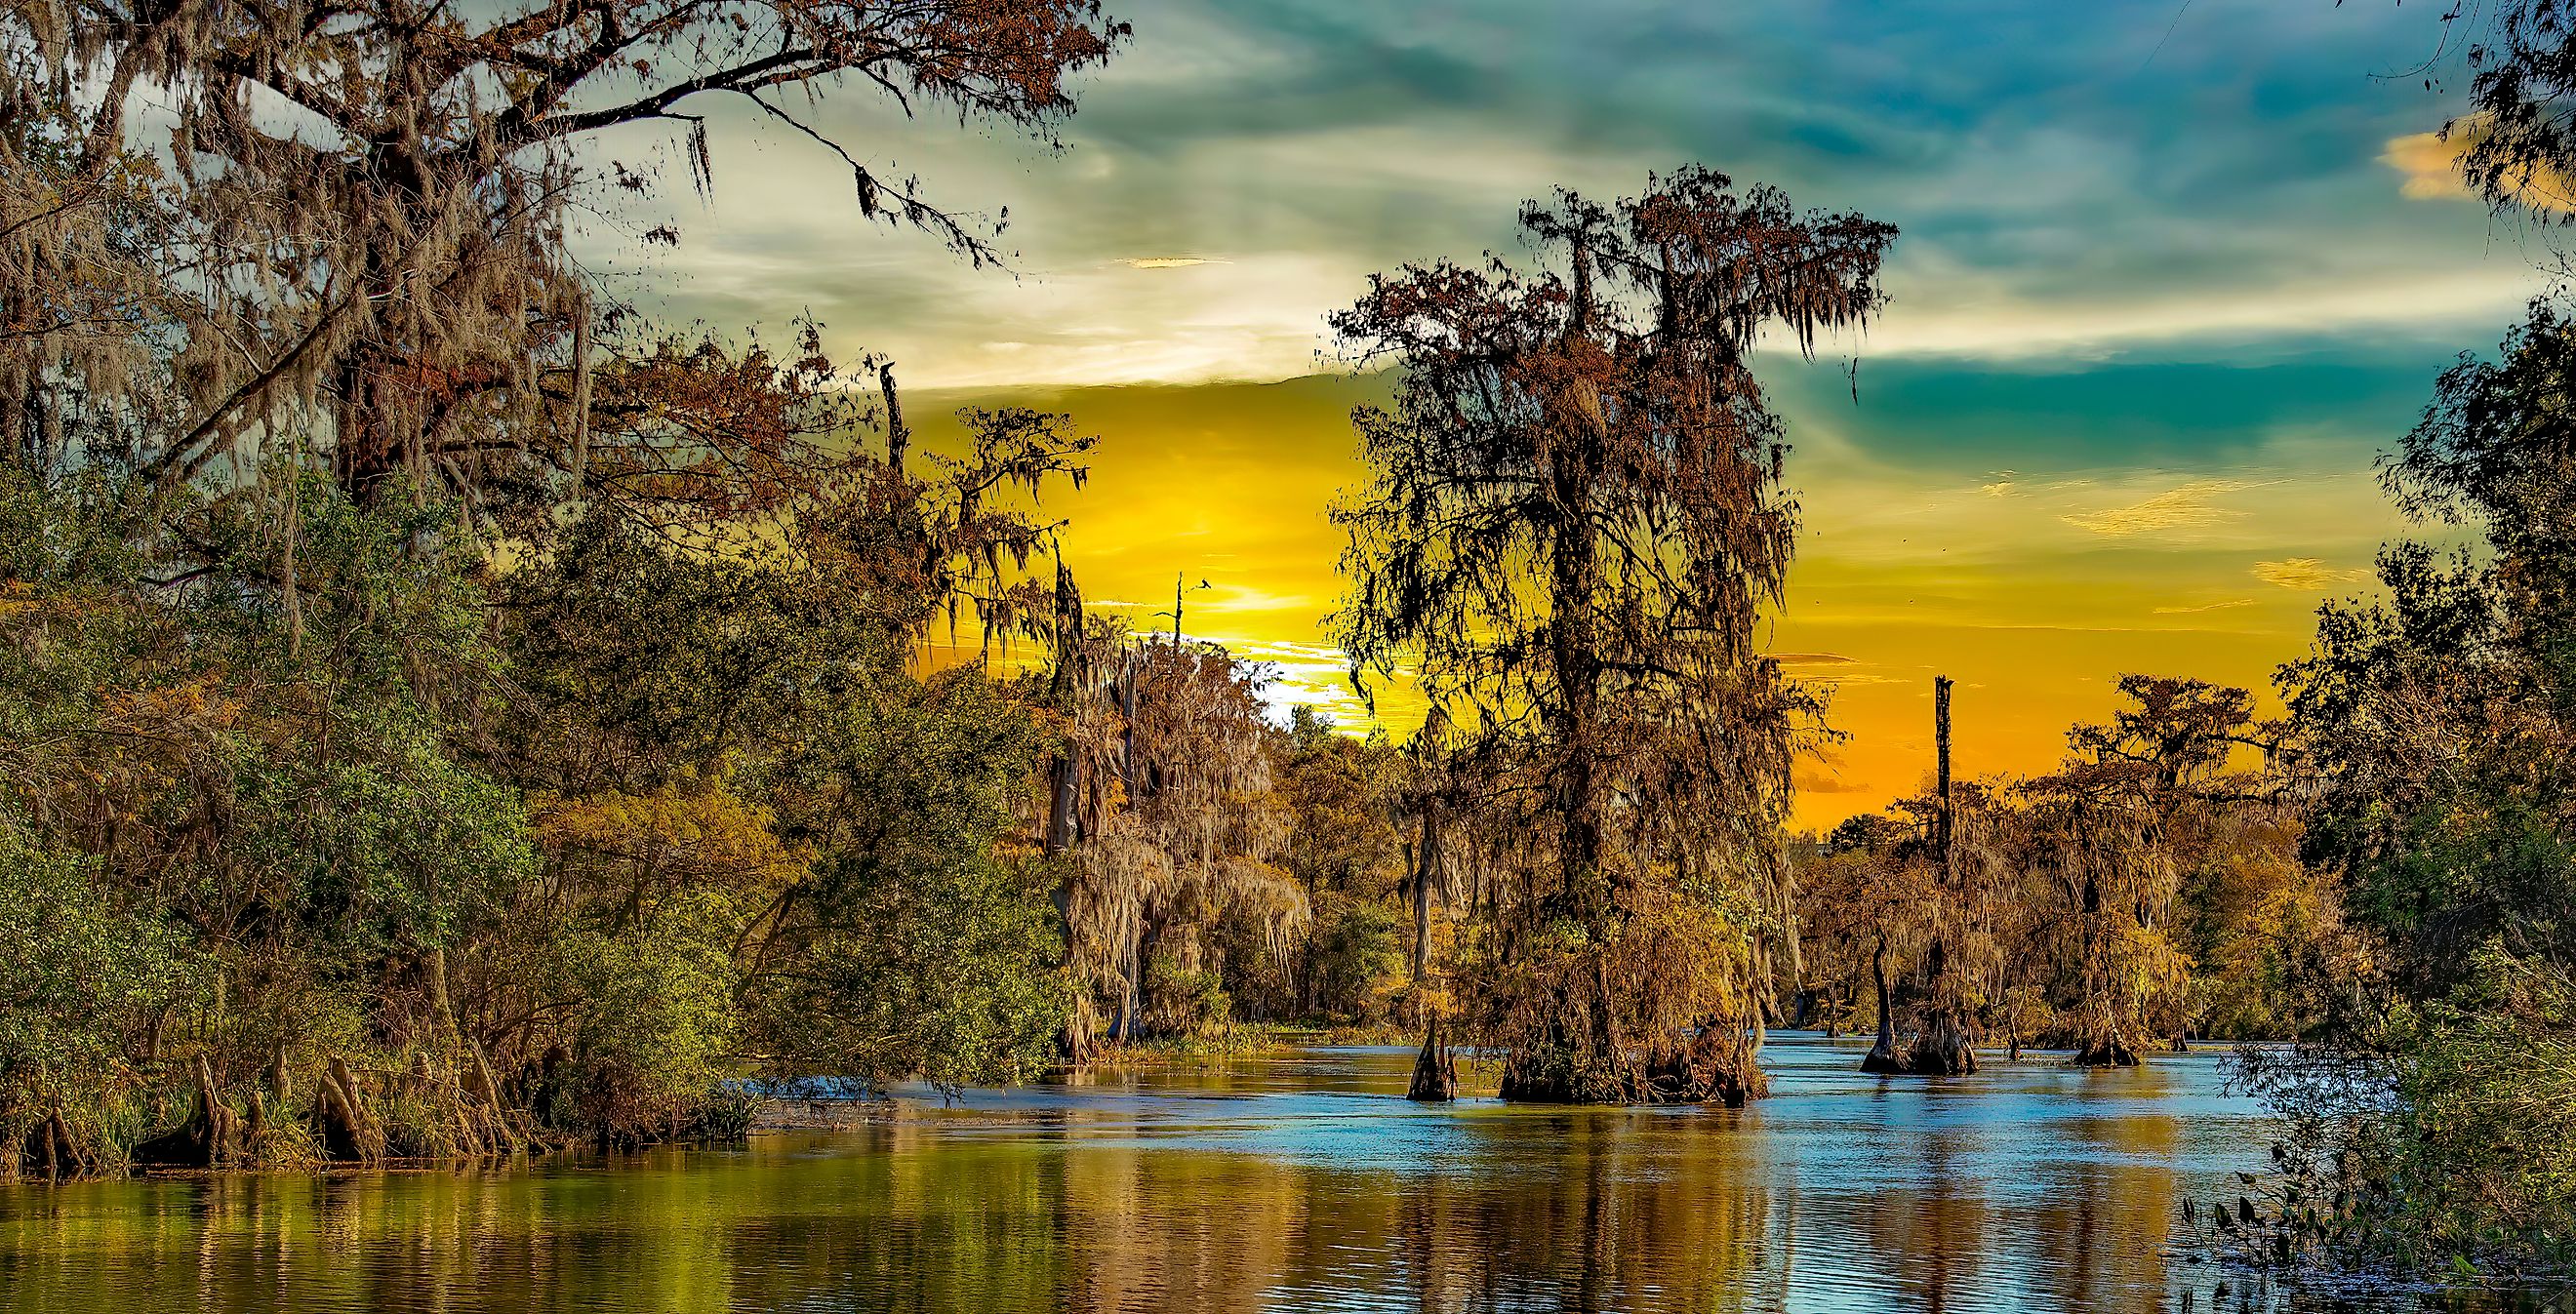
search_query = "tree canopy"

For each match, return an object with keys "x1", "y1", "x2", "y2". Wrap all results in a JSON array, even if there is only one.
[{"x1": 1333, "y1": 167, "x2": 1895, "y2": 1103}]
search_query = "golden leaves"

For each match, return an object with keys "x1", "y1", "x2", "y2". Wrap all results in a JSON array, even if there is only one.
[{"x1": 532, "y1": 784, "x2": 808, "y2": 890}]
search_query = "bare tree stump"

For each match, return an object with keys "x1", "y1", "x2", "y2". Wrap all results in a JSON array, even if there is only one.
[
  {"x1": 1407, "y1": 1015, "x2": 1457, "y2": 1102},
  {"x1": 1909, "y1": 1015, "x2": 1981, "y2": 1077},
  {"x1": 134, "y1": 1055, "x2": 238, "y2": 1168},
  {"x1": 2073, "y1": 1038, "x2": 2142, "y2": 1067},
  {"x1": 317, "y1": 1056, "x2": 386, "y2": 1161}
]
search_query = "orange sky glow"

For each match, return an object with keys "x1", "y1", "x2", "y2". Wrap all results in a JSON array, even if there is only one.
[{"x1": 915, "y1": 372, "x2": 2413, "y2": 831}]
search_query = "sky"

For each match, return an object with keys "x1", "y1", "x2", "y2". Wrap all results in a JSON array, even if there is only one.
[{"x1": 576, "y1": 0, "x2": 2553, "y2": 827}]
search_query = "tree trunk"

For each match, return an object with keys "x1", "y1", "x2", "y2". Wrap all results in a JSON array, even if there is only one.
[
  {"x1": 1861, "y1": 935, "x2": 1909, "y2": 1074},
  {"x1": 1910, "y1": 1010, "x2": 1979, "y2": 1076},
  {"x1": 1407, "y1": 1015, "x2": 1457, "y2": 1102},
  {"x1": 1110, "y1": 964, "x2": 1136, "y2": 1044},
  {"x1": 1113, "y1": 915, "x2": 1154, "y2": 1043},
  {"x1": 1502, "y1": 373, "x2": 1628, "y2": 1105},
  {"x1": 1045, "y1": 756, "x2": 1079, "y2": 856},
  {"x1": 316, "y1": 1055, "x2": 386, "y2": 1161},
  {"x1": 2073, "y1": 1037, "x2": 2142, "y2": 1067},
  {"x1": 1045, "y1": 752, "x2": 1089, "y2": 1062},
  {"x1": 21, "y1": 1111, "x2": 99, "y2": 1181},
  {"x1": 134, "y1": 1054, "x2": 237, "y2": 1168},
  {"x1": 1411, "y1": 810, "x2": 1439, "y2": 984},
  {"x1": 463, "y1": 1034, "x2": 521, "y2": 1154},
  {"x1": 879, "y1": 362, "x2": 908, "y2": 477},
  {"x1": 1650, "y1": 1020, "x2": 1764, "y2": 1106},
  {"x1": 1915, "y1": 677, "x2": 1978, "y2": 1077}
]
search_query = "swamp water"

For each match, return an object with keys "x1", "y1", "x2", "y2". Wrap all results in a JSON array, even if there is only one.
[{"x1": 0, "y1": 1034, "x2": 2541, "y2": 1312}]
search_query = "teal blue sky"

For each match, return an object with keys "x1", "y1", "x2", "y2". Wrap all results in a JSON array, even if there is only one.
[
  {"x1": 593, "y1": 0, "x2": 2541, "y2": 387},
  {"x1": 584, "y1": 1, "x2": 2549, "y2": 819}
]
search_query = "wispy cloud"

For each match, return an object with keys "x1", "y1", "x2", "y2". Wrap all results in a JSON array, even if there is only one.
[
  {"x1": 2384, "y1": 129, "x2": 2475, "y2": 202},
  {"x1": 1117, "y1": 257, "x2": 1221, "y2": 269},
  {"x1": 2253, "y1": 557, "x2": 2369, "y2": 589},
  {"x1": 2152, "y1": 597, "x2": 2256, "y2": 615},
  {"x1": 2061, "y1": 479, "x2": 2259, "y2": 537},
  {"x1": 2384, "y1": 116, "x2": 2576, "y2": 212},
  {"x1": 1794, "y1": 766, "x2": 1875, "y2": 796},
  {"x1": 1793, "y1": 746, "x2": 1873, "y2": 797},
  {"x1": 1225, "y1": 639, "x2": 1379, "y2": 727}
]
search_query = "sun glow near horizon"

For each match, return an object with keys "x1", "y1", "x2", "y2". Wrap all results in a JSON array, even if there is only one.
[{"x1": 912, "y1": 350, "x2": 2418, "y2": 831}]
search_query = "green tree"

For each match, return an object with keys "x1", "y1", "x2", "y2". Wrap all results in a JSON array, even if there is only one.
[
  {"x1": 2236, "y1": 300, "x2": 2576, "y2": 1278},
  {"x1": 0, "y1": 816, "x2": 195, "y2": 1177},
  {"x1": 2285, "y1": 301, "x2": 2576, "y2": 994}
]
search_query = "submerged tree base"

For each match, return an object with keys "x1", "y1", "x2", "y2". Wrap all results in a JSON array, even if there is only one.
[
  {"x1": 1859, "y1": 1014, "x2": 1979, "y2": 1077},
  {"x1": 1909, "y1": 1016, "x2": 1979, "y2": 1076},
  {"x1": 131, "y1": 1056, "x2": 237, "y2": 1169},
  {"x1": 1407, "y1": 1018, "x2": 1458, "y2": 1102},
  {"x1": 1860, "y1": 1044, "x2": 1979, "y2": 1077},
  {"x1": 1497, "y1": 1070, "x2": 1760, "y2": 1107},
  {"x1": 2073, "y1": 1039, "x2": 2143, "y2": 1067},
  {"x1": 1495, "y1": 1031, "x2": 1765, "y2": 1107},
  {"x1": 1903, "y1": 1046, "x2": 1979, "y2": 1076}
]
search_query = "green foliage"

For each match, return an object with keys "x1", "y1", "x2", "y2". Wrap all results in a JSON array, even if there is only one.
[
  {"x1": 548, "y1": 891, "x2": 745, "y2": 1140},
  {"x1": 2388, "y1": 947, "x2": 2576, "y2": 1267},
  {"x1": 1145, "y1": 954, "x2": 1232, "y2": 1038},
  {"x1": 754, "y1": 844, "x2": 1066, "y2": 1096},
  {"x1": 2285, "y1": 301, "x2": 2576, "y2": 993},
  {"x1": 1302, "y1": 897, "x2": 1407, "y2": 1024},
  {"x1": 2243, "y1": 299, "x2": 2576, "y2": 1283},
  {"x1": 504, "y1": 512, "x2": 1072, "y2": 1106},
  {"x1": 0, "y1": 0, "x2": 1125, "y2": 1174},
  {"x1": 0, "y1": 457, "x2": 1090, "y2": 1168},
  {"x1": 1191, "y1": 709, "x2": 1411, "y2": 1027},
  {"x1": 0, "y1": 815, "x2": 195, "y2": 1144},
  {"x1": 2228, "y1": 947, "x2": 2576, "y2": 1283},
  {"x1": 1274, "y1": 709, "x2": 1406, "y2": 905}
]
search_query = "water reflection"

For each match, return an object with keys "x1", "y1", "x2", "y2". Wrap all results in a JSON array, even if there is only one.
[{"x1": 0, "y1": 1035, "x2": 2503, "y2": 1313}]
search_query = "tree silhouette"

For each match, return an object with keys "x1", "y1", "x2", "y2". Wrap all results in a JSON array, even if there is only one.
[{"x1": 1333, "y1": 166, "x2": 1894, "y2": 1104}]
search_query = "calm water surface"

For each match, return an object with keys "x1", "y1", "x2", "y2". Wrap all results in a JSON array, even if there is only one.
[{"x1": 0, "y1": 1034, "x2": 2517, "y2": 1312}]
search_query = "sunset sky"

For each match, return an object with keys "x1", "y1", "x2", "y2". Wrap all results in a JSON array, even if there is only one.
[{"x1": 582, "y1": 0, "x2": 2543, "y2": 827}]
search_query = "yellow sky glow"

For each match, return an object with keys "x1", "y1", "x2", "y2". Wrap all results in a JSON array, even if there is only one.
[{"x1": 916, "y1": 374, "x2": 2406, "y2": 831}]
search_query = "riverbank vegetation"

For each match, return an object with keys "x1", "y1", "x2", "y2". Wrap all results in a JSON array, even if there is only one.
[
  {"x1": 1793, "y1": 301, "x2": 2576, "y2": 1278},
  {"x1": 0, "y1": 0, "x2": 1140, "y2": 1174}
]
